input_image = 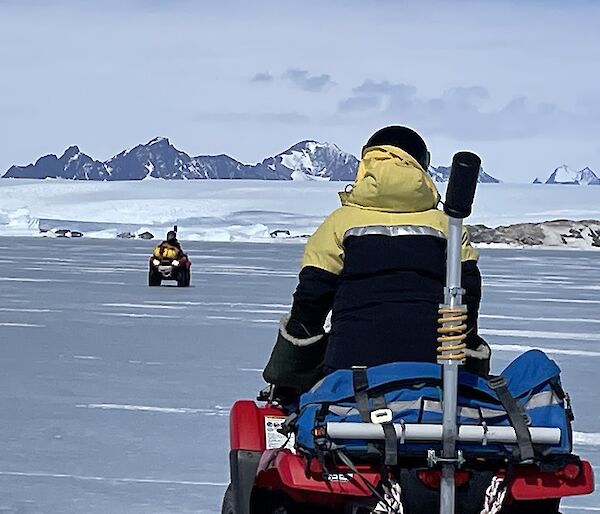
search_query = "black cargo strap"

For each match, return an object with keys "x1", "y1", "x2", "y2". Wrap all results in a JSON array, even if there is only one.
[
  {"x1": 352, "y1": 367, "x2": 371, "y2": 423},
  {"x1": 550, "y1": 377, "x2": 574, "y2": 422},
  {"x1": 335, "y1": 450, "x2": 396, "y2": 512},
  {"x1": 352, "y1": 367, "x2": 381, "y2": 461},
  {"x1": 352, "y1": 367, "x2": 397, "y2": 466},
  {"x1": 280, "y1": 411, "x2": 298, "y2": 437},
  {"x1": 488, "y1": 375, "x2": 535, "y2": 463},
  {"x1": 372, "y1": 394, "x2": 398, "y2": 466}
]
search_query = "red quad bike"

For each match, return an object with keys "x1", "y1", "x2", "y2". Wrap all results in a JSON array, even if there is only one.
[
  {"x1": 222, "y1": 153, "x2": 594, "y2": 514},
  {"x1": 148, "y1": 254, "x2": 191, "y2": 287},
  {"x1": 224, "y1": 395, "x2": 594, "y2": 514}
]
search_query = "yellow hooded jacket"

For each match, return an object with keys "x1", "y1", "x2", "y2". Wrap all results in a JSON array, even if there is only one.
[
  {"x1": 263, "y1": 145, "x2": 485, "y2": 389},
  {"x1": 302, "y1": 145, "x2": 478, "y2": 274}
]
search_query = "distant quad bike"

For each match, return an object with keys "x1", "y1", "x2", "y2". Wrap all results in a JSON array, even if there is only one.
[
  {"x1": 222, "y1": 153, "x2": 595, "y2": 514},
  {"x1": 148, "y1": 254, "x2": 191, "y2": 287}
]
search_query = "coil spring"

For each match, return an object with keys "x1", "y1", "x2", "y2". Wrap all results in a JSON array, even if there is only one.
[{"x1": 437, "y1": 306, "x2": 467, "y2": 361}]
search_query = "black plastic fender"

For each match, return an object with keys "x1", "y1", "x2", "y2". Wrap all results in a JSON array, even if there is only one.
[{"x1": 230, "y1": 449, "x2": 262, "y2": 514}]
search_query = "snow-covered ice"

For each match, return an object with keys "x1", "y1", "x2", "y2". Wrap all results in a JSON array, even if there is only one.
[
  {"x1": 0, "y1": 238, "x2": 598, "y2": 513},
  {"x1": 1, "y1": 179, "x2": 600, "y2": 242}
]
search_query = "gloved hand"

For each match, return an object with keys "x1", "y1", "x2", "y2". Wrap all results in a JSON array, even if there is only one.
[
  {"x1": 271, "y1": 385, "x2": 300, "y2": 414},
  {"x1": 263, "y1": 314, "x2": 328, "y2": 394},
  {"x1": 463, "y1": 338, "x2": 491, "y2": 377}
]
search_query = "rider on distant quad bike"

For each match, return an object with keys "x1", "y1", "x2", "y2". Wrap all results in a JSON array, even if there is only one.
[
  {"x1": 263, "y1": 126, "x2": 491, "y2": 402},
  {"x1": 153, "y1": 230, "x2": 185, "y2": 260}
]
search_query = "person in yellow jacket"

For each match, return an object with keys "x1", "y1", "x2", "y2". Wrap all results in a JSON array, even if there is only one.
[
  {"x1": 263, "y1": 126, "x2": 490, "y2": 399},
  {"x1": 153, "y1": 230, "x2": 185, "y2": 260}
]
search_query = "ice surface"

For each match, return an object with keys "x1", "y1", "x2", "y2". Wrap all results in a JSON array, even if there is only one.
[
  {"x1": 0, "y1": 239, "x2": 598, "y2": 513},
  {"x1": 1, "y1": 180, "x2": 600, "y2": 243}
]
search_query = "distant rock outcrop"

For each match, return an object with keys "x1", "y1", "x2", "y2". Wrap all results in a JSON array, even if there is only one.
[
  {"x1": 117, "y1": 232, "x2": 136, "y2": 239},
  {"x1": 467, "y1": 220, "x2": 600, "y2": 248},
  {"x1": 3, "y1": 138, "x2": 500, "y2": 183},
  {"x1": 40, "y1": 228, "x2": 84, "y2": 238},
  {"x1": 536, "y1": 165, "x2": 600, "y2": 185},
  {"x1": 428, "y1": 165, "x2": 499, "y2": 183}
]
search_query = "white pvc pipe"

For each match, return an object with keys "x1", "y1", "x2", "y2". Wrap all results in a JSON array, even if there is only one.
[{"x1": 326, "y1": 422, "x2": 560, "y2": 445}]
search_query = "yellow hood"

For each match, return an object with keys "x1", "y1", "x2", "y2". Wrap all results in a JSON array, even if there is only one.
[{"x1": 340, "y1": 145, "x2": 440, "y2": 213}]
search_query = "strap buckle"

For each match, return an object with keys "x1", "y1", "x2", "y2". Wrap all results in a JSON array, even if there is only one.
[
  {"x1": 370, "y1": 408, "x2": 393, "y2": 424},
  {"x1": 488, "y1": 376, "x2": 507, "y2": 390},
  {"x1": 564, "y1": 393, "x2": 575, "y2": 422},
  {"x1": 427, "y1": 449, "x2": 465, "y2": 468}
]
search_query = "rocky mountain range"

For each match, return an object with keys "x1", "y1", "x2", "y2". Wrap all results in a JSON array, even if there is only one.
[
  {"x1": 427, "y1": 164, "x2": 498, "y2": 183},
  {"x1": 3, "y1": 137, "x2": 497, "y2": 183},
  {"x1": 534, "y1": 164, "x2": 600, "y2": 185}
]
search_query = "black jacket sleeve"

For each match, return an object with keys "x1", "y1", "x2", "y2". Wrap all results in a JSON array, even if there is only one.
[{"x1": 288, "y1": 266, "x2": 339, "y2": 338}]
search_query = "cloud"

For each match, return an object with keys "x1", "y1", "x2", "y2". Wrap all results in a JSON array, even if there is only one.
[
  {"x1": 338, "y1": 81, "x2": 417, "y2": 113},
  {"x1": 353, "y1": 81, "x2": 417, "y2": 97},
  {"x1": 338, "y1": 95, "x2": 381, "y2": 113},
  {"x1": 250, "y1": 72, "x2": 274, "y2": 83},
  {"x1": 335, "y1": 80, "x2": 588, "y2": 141},
  {"x1": 282, "y1": 69, "x2": 334, "y2": 92}
]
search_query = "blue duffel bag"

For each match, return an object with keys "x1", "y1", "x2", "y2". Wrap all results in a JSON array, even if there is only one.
[{"x1": 294, "y1": 350, "x2": 573, "y2": 461}]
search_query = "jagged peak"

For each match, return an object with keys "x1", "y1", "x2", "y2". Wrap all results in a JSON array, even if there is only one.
[
  {"x1": 34, "y1": 152, "x2": 59, "y2": 165},
  {"x1": 284, "y1": 140, "x2": 345, "y2": 155},
  {"x1": 194, "y1": 153, "x2": 240, "y2": 162},
  {"x1": 284, "y1": 140, "x2": 320, "y2": 152},
  {"x1": 63, "y1": 145, "x2": 80, "y2": 155},
  {"x1": 147, "y1": 136, "x2": 170, "y2": 147}
]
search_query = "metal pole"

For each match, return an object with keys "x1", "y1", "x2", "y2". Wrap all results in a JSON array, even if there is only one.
[
  {"x1": 439, "y1": 217, "x2": 464, "y2": 514},
  {"x1": 438, "y1": 150, "x2": 481, "y2": 514}
]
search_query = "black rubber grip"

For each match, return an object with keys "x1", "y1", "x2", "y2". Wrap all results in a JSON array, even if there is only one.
[{"x1": 444, "y1": 151, "x2": 481, "y2": 219}]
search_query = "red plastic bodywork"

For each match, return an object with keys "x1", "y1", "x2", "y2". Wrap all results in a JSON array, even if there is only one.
[
  {"x1": 230, "y1": 401, "x2": 595, "y2": 504},
  {"x1": 417, "y1": 469, "x2": 472, "y2": 489},
  {"x1": 509, "y1": 460, "x2": 595, "y2": 500},
  {"x1": 230, "y1": 400, "x2": 286, "y2": 451},
  {"x1": 255, "y1": 449, "x2": 378, "y2": 507}
]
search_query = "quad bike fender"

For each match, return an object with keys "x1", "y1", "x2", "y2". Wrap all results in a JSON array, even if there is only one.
[
  {"x1": 255, "y1": 449, "x2": 378, "y2": 507},
  {"x1": 229, "y1": 401, "x2": 287, "y2": 514},
  {"x1": 230, "y1": 400, "x2": 286, "y2": 451},
  {"x1": 510, "y1": 459, "x2": 595, "y2": 500},
  {"x1": 229, "y1": 449, "x2": 262, "y2": 514}
]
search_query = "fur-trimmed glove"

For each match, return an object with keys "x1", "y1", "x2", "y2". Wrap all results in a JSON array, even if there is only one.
[
  {"x1": 263, "y1": 314, "x2": 328, "y2": 393},
  {"x1": 463, "y1": 338, "x2": 491, "y2": 377}
]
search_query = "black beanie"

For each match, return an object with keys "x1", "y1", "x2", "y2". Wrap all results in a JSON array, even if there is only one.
[{"x1": 364, "y1": 126, "x2": 430, "y2": 170}]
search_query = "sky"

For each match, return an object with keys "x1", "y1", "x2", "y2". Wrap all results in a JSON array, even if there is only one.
[{"x1": 1, "y1": 0, "x2": 599, "y2": 182}]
